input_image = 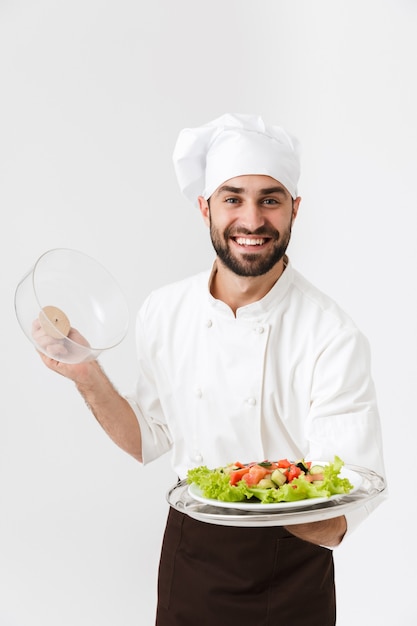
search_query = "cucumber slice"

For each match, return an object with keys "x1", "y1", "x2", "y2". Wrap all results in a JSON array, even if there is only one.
[
  {"x1": 257, "y1": 478, "x2": 275, "y2": 489},
  {"x1": 309, "y1": 464, "x2": 325, "y2": 475},
  {"x1": 271, "y1": 469, "x2": 287, "y2": 486}
]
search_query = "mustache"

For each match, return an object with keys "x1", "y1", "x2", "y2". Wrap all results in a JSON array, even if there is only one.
[{"x1": 225, "y1": 225, "x2": 280, "y2": 239}]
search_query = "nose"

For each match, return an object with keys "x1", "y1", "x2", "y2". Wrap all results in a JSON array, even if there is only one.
[{"x1": 240, "y1": 201, "x2": 265, "y2": 231}]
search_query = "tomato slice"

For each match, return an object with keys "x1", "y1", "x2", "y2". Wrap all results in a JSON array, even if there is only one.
[
  {"x1": 229, "y1": 466, "x2": 250, "y2": 485},
  {"x1": 242, "y1": 465, "x2": 270, "y2": 486},
  {"x1": 287, "y1": 464, "x2": 302, "y2": 482}
]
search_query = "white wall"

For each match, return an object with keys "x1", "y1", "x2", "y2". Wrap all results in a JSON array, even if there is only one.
[{"x1": 1, "y1": 1, "x2": 416, "y2": 624}]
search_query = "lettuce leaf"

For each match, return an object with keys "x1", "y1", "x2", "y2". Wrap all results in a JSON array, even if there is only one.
[
  {"x1": 187, "y1": 465, "x2": 248, "y2": 501},
  {"x1": 187, "y1": 456, "x2": 353, "y2": 504}
]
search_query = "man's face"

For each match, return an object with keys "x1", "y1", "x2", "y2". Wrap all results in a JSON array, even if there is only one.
[{"x1": 198, "y1": 175, "x2": 300, "y2": 277}]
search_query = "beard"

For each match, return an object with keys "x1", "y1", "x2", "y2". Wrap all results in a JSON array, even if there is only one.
[{"x1": 209, "y1": 218, "x2": 293, "y2": 277}]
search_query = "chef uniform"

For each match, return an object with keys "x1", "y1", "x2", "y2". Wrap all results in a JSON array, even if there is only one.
[{"x1": 126, "y1": 114, "x2": 386, "y2": 625}]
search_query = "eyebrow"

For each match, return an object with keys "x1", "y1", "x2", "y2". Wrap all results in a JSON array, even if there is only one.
[
  {"x1": 259, "y1": 186, "x2": 288, "y2": 196},
  {"x1": 216, "y1": 184, "x2": 289, "y2": 197}
]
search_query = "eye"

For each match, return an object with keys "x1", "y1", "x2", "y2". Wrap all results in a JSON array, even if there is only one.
[
  {"x1": 224, "y1": 196, "x2": 240, "y2": 204},
  {"x1": 262, "y1": 198, "x2": 280, "y2": 206}
]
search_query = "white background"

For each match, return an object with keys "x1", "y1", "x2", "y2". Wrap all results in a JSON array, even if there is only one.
[{"x1": 1, "y1": 1, "x2": 416, "y2": 624}]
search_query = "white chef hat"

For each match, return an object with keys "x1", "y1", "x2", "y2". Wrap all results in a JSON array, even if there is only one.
[{"x1": 173, "y1": 113, "x2": 301, "y2": 207}]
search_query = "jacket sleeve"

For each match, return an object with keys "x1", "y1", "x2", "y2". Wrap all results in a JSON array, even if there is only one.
[
  {"x1": 124, "y1": 302, "x2": 173, "y2": 465},
  {"x1": 305, "y1": 326, "x2": 387, "y2": 538}
]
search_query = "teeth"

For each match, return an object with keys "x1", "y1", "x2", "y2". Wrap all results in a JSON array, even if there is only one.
[{"x1": 235, "y1": 238, "x2": 265, "y2": 246}]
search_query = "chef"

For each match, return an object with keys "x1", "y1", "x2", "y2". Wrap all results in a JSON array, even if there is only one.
[{"x1": 35, "y1": 113, "x2": 386, "y2": 626}]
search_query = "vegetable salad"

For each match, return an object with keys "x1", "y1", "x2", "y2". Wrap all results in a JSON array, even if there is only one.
[{"x1": 187, "y1": 455, "x2": 353, "y2": 504}]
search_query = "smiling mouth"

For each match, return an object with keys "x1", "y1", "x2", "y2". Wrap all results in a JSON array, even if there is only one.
[{"x1": 233, "y1": 237, "x2": 270, "y2": 246}]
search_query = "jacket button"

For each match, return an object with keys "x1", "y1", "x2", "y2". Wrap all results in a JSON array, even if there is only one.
[
  {"x1": 246, "y1": 397, "x2": 256, "y2": 406},
  {"x1": 206, "y1": 319, "x2": 213, "y2": 328}
]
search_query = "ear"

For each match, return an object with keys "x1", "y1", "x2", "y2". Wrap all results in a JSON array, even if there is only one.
[
  {"x1": 292, "y1": 196, "x2": 301, "y2": 221},
  {"x1": 198, "y1": 196, "x2": 210, "y2": 227}
]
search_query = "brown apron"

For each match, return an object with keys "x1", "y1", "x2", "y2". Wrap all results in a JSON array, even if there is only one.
[{"x1": 155, "y1": 507, "x2": 336, "y2": 626}]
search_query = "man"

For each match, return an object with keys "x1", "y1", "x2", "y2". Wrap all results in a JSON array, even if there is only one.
[{"x1": 34, "y1": 113, "x2": 386, "y2": 625}]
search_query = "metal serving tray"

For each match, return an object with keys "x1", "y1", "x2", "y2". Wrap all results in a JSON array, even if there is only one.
[{"x1": 166, "y1": 465, "x2": 386, "y2": 527}]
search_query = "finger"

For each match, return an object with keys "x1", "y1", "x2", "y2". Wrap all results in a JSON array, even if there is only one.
[
  {"x1": 32, "y1": 319, "x2": 42, "y2": 333},
  {"x1": 45, "y1": 343, "x2": 69, "y2": 358}
]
